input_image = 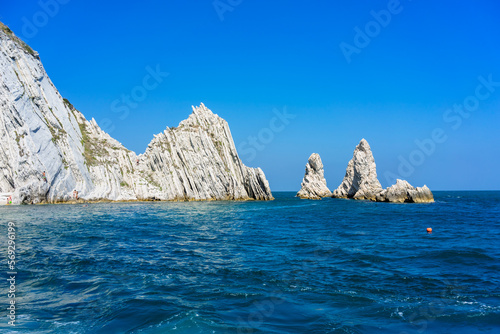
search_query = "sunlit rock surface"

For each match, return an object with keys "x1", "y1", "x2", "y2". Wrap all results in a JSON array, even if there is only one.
[
  {"x1": 0, "y1": 23, "x2": 273, "y2": 204},
  {"x1": 296, "y1": 153, "x2": 331, "y2": 199},
  {"x1": 332, "y1": 139, "x2": 383, "y2": 200},
  {"x1": 376, "y1": 179, "x2": 434, "y2": 203},
  {"x1": 332, "y1": 139, "x2": 433, "y2": 203}
]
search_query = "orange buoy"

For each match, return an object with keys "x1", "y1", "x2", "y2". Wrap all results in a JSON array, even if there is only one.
[{"x1": 427, "y1": 227, "x2": 432, "y2": 233}]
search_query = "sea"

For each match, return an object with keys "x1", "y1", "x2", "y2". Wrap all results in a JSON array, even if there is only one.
[{"x1": 0, "y1": 191, "x2": 499, "y2": 334}]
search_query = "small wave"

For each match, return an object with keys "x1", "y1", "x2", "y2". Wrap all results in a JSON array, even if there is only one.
[
  {"x1": 133, "y1": 311, "x2": 230, "y2": 334},
  {"x1": 423, "y1": 249, "x2": 495, "y2": 262}
]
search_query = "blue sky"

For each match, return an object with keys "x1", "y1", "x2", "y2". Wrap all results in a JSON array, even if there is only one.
[{"x1": 2, "y1": 0, "x2": 500, "y2": 190}]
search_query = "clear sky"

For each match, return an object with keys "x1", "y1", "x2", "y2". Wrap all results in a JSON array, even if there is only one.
[{"x1": 2, "y1": 0, "x2": 500, "y2": 190}]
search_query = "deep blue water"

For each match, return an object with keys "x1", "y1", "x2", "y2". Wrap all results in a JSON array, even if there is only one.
[{"x1": 0, "y1": 191, "x2": 499, "y2": 333}]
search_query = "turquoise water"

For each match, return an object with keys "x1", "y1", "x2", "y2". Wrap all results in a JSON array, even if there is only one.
[{"x1": 0, "y1": 191, "x2": 499, "y2": 333}]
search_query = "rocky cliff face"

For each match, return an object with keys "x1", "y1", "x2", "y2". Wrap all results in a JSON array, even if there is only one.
[
  {"x1": 0, "y1": 23, "x2": 273, "y2": 204},
  {"x1": 296, "y1": 153, "x2": 331, "y2": 199},
  {"x1": 332, "y1": 139, "x2": 433, "y2": 203},
  {"x1": 332, "y1": 139, "x2": 383, "y2": 200}
]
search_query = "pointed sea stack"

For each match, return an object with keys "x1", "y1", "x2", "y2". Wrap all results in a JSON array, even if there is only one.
[
  {"x1": 332, "y1": 139, "x2": 383, "y2": 200},
  {"x1": 332, "y1": 139, "x2": 434, "y2": 203},
  {"x1": 297, "y1": 153, "x2": 332, "y2": 199}
]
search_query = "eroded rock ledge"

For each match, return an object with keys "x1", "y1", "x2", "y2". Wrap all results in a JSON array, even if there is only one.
[{"x1": 376, "y1": 179, "x2": 434, "y2": 203}]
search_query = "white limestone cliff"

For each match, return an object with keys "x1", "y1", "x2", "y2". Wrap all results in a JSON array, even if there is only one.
[
  {"x1": 332, "y1": 139, "x2": 383, "y2": 200},
  {"x1": 0, "y1": 23, "x2": 273, "y2": 204},
  {"x1": 296, "y1": 153, "x2": 331, "y2": 199}
]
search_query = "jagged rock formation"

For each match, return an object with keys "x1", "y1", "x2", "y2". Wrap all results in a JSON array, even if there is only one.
[
  {"x1": 0, "y1": 22, "x2": 273, "y2": 204},
  {"x1": 296, "y1": 153, "x2": 331, "y2": 199},
  {"x1": 332, "y1": 139, "x2": 383, "y2": 200},
  {"x1": 376, "y1": 179, "x2": 434, "y2": 203},
  {"x1": 332, "y1": 139, "x2": 434, "y2": 203}
]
